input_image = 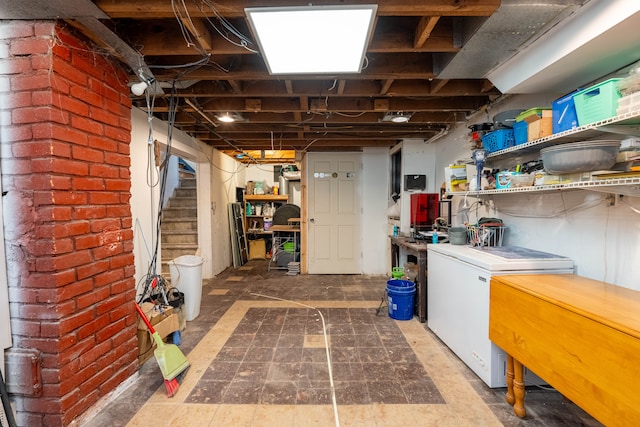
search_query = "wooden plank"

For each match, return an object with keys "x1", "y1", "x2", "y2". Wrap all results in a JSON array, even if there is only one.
[{"x1": 95, "y1": 0, "x2": 501, "y2": 19}]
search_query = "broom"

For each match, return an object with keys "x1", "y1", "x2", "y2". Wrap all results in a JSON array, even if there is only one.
[{"x1": 135, "y1": 302, "x2": 189, "y2": 397}]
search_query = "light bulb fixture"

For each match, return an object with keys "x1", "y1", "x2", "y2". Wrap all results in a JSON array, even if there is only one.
[
  {"x1": 380, "y1": 112, "x2": 413, "y2": 123},
  {"x1": 245, "y1": 5, "x2": 377, "y2": 74},
  {"x1": 130, "y1": 81, "x2": 148, "y2": 96},
  {"x1": 216, "y1": 112, "x2": 245, "y2": 123},
  {"x1": 217, "y1": 113, "x2": 235, "y2": 123}
]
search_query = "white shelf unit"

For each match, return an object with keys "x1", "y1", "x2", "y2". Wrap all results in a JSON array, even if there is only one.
[{"x1": 451, "y1": 109, "x2": 640, "y2": 198}]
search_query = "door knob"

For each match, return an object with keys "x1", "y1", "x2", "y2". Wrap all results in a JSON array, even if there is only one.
[{"x1": 309, "y1": 218, "x2": 315, "y2": 223}]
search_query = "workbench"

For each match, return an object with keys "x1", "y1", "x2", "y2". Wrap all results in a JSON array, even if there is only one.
[
  {"x1": 489, "y1": 274, "x2": 640, "y2": 426},
  {"x1": 389, "y1": 236, "x2": 428, "y2": 322}
]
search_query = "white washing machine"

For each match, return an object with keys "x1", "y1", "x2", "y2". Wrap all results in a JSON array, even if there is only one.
[{"x1": 427, "y1": 244, "x2": 574, "y2": 388}]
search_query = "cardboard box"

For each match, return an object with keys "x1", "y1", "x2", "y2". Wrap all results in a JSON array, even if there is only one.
[
  {"x1": 524, "y1": 110, "x2": 552, "y2": 141},
  {"x1": 445, "y1": 165, "x2": 468, "y2": 192},
  {"x1": 136, "y1": 303, "x2": 179, "y2": 364},
  {"x1": 137, "y1": 302, "x2": 173, "y2": 330}
]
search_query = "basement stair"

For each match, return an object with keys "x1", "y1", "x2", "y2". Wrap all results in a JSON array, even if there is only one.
[{"x1": 161, "y1": 175, "x2": 198, "y2": 277}]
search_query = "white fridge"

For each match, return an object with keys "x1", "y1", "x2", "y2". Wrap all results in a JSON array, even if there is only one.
[{"x1": 427, "y1": 244, "x2": 574, "y2": 388}]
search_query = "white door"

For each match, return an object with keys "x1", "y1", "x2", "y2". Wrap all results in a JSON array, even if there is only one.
[{"x1": 307, "y1": 153, "x2": 361, "y2": 274}]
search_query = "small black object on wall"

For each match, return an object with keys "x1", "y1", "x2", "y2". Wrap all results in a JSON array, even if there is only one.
[{"x1": 404, "y1": 174, "x2": 426, "y2": 191}]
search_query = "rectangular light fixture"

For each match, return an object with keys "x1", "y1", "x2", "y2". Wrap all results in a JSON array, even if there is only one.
[{"x1": 245, "y1": 5, "x2": 377, "y2": 75}]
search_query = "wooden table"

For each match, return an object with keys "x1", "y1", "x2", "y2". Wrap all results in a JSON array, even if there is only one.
[
  {"x1": 489, "y1": 274, "x2": 640, "y2": 426},
  {"x1": 389, "y1": 236, "x2": 428, "y2": 322}
]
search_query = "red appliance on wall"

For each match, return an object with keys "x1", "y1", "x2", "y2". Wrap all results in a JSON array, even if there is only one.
[{"x1": 410, "y1": 193, "x2": 439, "y2": 233}]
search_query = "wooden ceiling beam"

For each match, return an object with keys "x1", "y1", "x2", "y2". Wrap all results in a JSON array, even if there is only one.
[
  {"x1": 95, "y1": 0, "x2": 500, "y2": 19},
  {"x1": 414, "y1": 16, "x2": 440, "y2": 48}
]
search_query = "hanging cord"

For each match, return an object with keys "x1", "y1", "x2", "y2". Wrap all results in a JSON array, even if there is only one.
[{"x1": 138, "y1": 82, "x2": 180, "y2": 303}]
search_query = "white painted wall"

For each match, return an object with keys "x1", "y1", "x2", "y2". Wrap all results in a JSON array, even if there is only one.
[
  {"x1": 362, "y1": 147, "x2": 390, "y2": 275},
  {"x1": 399, "y1": 139, "x2": 438, "y2": 233},
  {"x1": 130, "y1": 108, "x2": 217, "y2": 292},
  {"x1": 431, "y1": 95, "x2": 640, "y2": 290},
  {"x1": 206, "y1": 149, "x2": 244, "y2": 274}
]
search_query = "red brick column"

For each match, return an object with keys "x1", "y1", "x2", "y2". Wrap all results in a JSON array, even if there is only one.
[{"x1": 0, "y1": 21, "x2": 137, "y2": 426}]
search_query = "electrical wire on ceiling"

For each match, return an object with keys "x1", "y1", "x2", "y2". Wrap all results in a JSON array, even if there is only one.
[
  {"x1": 197, "y1": 0, "x2": 258, "y2": 53},
  {"x1": 170, "y1": 0, "x2": 258, "y2": 54}
]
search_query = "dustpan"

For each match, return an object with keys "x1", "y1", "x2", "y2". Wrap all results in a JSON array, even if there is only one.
[{"x1": 135, "y1": 303, "x2": 189, "y2": 381}]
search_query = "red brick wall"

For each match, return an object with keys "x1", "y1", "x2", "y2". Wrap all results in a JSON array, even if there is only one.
[{"x1": 0, "y1": 21, "x2": 137, "y2": 426}]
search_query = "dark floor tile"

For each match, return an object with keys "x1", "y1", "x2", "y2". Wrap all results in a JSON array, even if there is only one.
[
  {"x1": 234, "y1": 320, "x2": 262, "y2": 334},
  {"x1": 214, "y1": 346, "x2": 248, "y2": 361},
  {"x1": 273, "y1": 347, "x2": 303, "y2": 363},
  {"x1": 296, "y1": 387, "x2": 332, "y2": 405},
  {"x1": 234, "y1": 362, "x2": 270, "y2": 382},
  {"x1": 330, "y1": 347, "x2": 359, "y2": 363},
  {"x1": 243, "y1": 347, "x2": 274, "y2": 362},
  {"x1": 280, "y1": 322, "x2": 306, "y2": 334},
  {"x1": 201, "y1": 361, "x2": 240, "y2": 381},
  {"x1": 221, "y1": 381, "x2": 263, "y2": 404},
  {"x1": 357, "y1": 346, "x2": 392, "y2": 363},
  {"x1": 305, "y1": 321, "x2": 325, "y2": 335},
  {"x1": 402, "y1": 379, "x2": 445, "y2": 404},
  {"x1": 352, "y1": 324, "x2": 379, "y2": 336},
  {"x1": 302, "y1": 347, "x2": 327, "y2": 363},
  {"x1": 260, "y1": 381, "x2": 298, "y2": 404},
  {"x1": 330, "y1": 334, "x2": 357, "y2": 348},
  {"x1": 367, "y1": 380, "x2": 408, "y2": 404},
  {"x1": 334, "y1": 381, "x2": 371, "y2": 404},
  {"x1": 257, "y1": 323, "x2": 283, "y2": 335},
  {"x1": 277, "y1": 333, "x2": 304, "y2": 348},
  {"x1": 327, "y1": 323, "x2": 355, "y2": 335},
  {"x1": 251, "y1": 333, "x2": 280, "y2": 347},
  {"x1": 286, "y1": 308, "x2": 310, "y2": 317},
  {"x1": 185, "y1": 379, "x2": 228, "y2": 404},
  {"x1": 225, "y1": 333, "x2": 255, "y2": 347},
  {"x1": 299, "y1": 362, "x2": 330, "y2": 384},
  {"x1": 392, "y1": 362, "x2": 429, "y2": 382},
  {"x1": 267, "y1": 362, "x2": 301, "y2": 382}
]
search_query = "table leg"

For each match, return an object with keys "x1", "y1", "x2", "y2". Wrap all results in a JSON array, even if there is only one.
[
  {"x1": 513, "y1": 358, "x2": 527, "y2": 418},
  {"x1": 505, "y1": 354, "x2": 515, "y2": 405},
  {"x1": 416, "y1": 251, "x2": 427, "y2": 322},
  {"x1": 391, "y1": 243, "x2": 399, "y2": 268}
]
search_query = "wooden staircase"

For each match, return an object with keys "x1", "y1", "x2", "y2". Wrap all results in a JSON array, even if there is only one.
[{"x1": 161, "y1": 176, "x2": 198, "y2": 277}]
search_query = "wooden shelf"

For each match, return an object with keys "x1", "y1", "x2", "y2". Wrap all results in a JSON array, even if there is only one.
[{"x1": 245, "y1": 195, "x2": 288, "y2": 202}]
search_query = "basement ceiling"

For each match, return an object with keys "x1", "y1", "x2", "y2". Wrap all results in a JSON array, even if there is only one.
[{"x1": 6, "y1": 0, "x2": 638, "y2": 163}]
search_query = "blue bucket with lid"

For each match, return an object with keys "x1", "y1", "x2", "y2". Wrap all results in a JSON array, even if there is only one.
[{"x1": 386, "y1": 279, "x2": 415, "y2": 320}]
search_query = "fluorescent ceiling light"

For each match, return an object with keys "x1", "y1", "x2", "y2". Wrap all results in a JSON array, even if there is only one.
[{"x1": 245, "y1": 5, "x2": 377, "y2": 75}]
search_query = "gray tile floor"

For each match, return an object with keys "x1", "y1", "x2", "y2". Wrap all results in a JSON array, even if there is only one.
[{"x1": 82, "y1": 261, "x2": 602, "y2": 426}]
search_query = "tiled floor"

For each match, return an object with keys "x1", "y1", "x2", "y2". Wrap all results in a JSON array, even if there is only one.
[{"x1": 81, "y1": 261, "x2": 602, "y2": 427}]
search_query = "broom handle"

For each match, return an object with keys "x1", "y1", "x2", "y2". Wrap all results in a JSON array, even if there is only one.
[{"x1": 135, "y1": 302, "x2": 157, "y2": 334}]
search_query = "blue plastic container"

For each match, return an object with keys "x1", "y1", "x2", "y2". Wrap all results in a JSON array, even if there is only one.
[
  {"x1": 513, "y1": 121, "x2": 528, "y2": 145},
  {"x1": 386, "y1": 279, "x2": 416, "y2": 320},
  {"x1": 481, "y1": 129, "x2": 515, "y2": 153},
  {"x1": 552, "y1": 91, "x2": 579, "y2": 133}
]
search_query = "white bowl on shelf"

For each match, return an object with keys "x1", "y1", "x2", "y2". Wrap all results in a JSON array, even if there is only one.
[{"x1": 540, "y1": 140, "x2": 620, "y2": 174}]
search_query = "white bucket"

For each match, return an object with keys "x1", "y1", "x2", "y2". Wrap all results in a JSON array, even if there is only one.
[{"x1": 169, "y1": 255, "x2": 205, "y2": 321}]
